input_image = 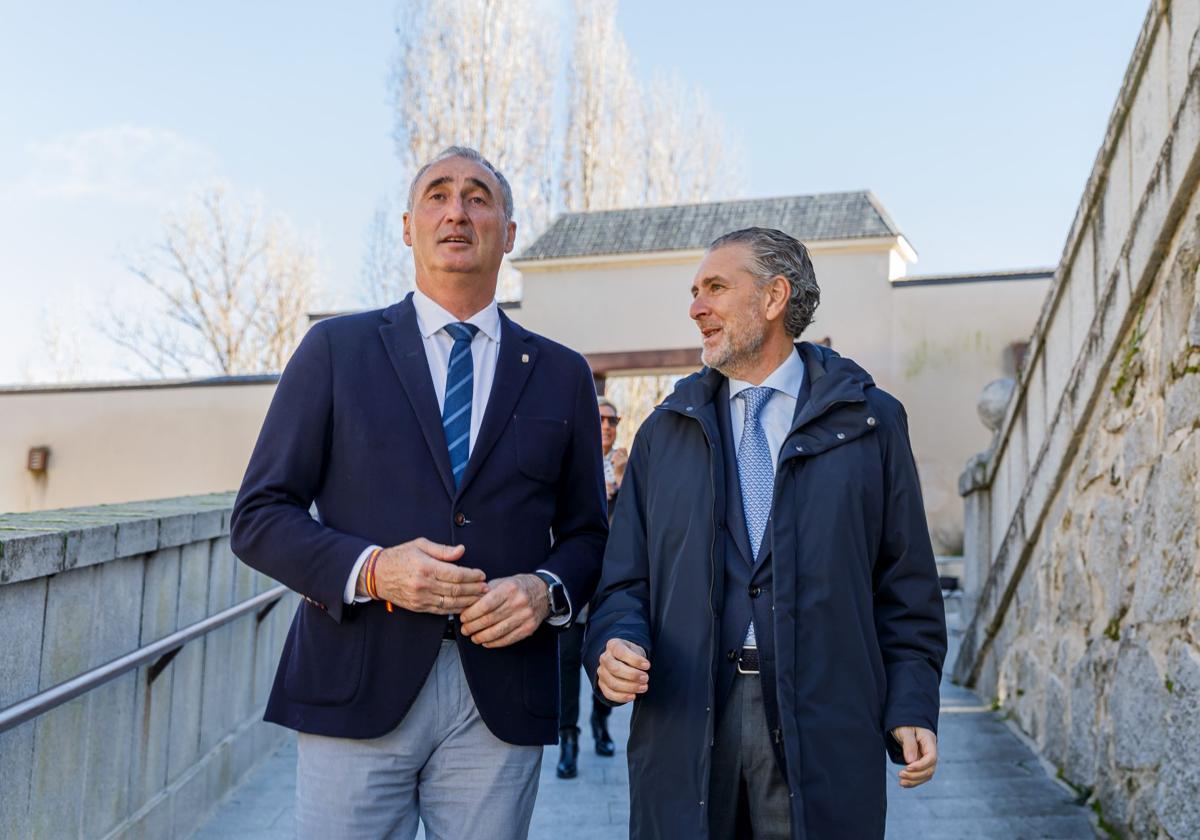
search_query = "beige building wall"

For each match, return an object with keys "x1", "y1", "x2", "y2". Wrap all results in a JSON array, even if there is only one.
[
  {"x1": 884, "y1": 277, "x2": 1052, "y2": 550},
  {"x1": 1, "y1": 379, "x2": 275, "y2": 513},
  {"x1": 517, "y1": 254, "x2": 706, "y2": 355},
  {"x1": 514, "y1": 239, "x2": 901, "y2": 374}
]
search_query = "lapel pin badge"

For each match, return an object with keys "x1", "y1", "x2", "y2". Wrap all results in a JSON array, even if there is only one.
[{"x1": 521, "y1": 353, "x2": 530, "y2": 363}]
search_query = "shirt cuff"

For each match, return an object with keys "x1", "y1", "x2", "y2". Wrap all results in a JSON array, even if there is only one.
[
  {"x1": 344, "y1": 545, "x2": 382, "y2": 604},
  {"x1": 536, "y1": 568, "x2": 572, "y2": 626}
]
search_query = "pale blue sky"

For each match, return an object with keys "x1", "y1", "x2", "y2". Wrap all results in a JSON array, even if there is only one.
[{"x1": 0, "y1": 1, "x2": 1147, "y2": 383}]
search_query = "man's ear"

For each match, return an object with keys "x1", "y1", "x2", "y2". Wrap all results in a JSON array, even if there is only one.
[
  {"x1": 504, "y1": 219, "x2": 517, "y2": 254},
  {"x1": 765, "y1": 274, "x2": 790, "y2": 321},
  {"x1": 402, "y1": 212, "x2": 413, "y2": 247}
]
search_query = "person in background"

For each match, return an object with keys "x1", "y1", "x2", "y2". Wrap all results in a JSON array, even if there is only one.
[
  {"x1": 555, "y1": 396, "x2": 626, "y2": 778},
  {"x1": 599, "y1": 397, "x2": 628, "y2": 509}
]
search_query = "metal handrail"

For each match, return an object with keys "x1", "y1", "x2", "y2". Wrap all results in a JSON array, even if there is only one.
[{"x1": 0, "y1": 584, "x2": 289, "y2": 734}]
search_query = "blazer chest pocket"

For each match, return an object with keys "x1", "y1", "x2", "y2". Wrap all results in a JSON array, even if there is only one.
[{"x1": 514, "y1": 415, "x2": 570, "y2": 483}]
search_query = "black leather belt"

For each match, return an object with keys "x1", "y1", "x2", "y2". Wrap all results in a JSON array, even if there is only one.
[
  {"x1": 737, "y1": 646, "x2": 760, "y2": 675},
  {"x1": 443, "y1": 617, "x2": 456, "y2": 640}
]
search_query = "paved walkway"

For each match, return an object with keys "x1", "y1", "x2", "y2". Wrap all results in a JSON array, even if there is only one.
[{"x1": 192, "y1": 601, "x2": 1094, "y2": 839}]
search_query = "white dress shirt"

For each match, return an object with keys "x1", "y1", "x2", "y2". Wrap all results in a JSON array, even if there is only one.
[
  {"x1": 411, "y1": 286, "x2": 501, "y2": 452},
  {"x1": 727, "y1": 348, "x2": 805, "y2": 648},
  {"x1": 343, "y1": 289, "x2": 570, "y2": 624}
]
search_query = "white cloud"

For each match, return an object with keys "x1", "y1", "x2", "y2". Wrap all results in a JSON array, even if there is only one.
[{"x1": 19, "y1": 125, "x2": 221, "y2": 204}]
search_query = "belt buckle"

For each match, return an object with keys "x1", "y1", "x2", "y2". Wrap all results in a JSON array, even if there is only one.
[{"x1": 737, "y1": 645, "x2": 760, "y2": 675}]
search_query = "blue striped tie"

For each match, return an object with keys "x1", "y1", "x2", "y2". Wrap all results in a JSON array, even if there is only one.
[{"x1": 442, "y1": 322, "x2": 479, "y2": 488}]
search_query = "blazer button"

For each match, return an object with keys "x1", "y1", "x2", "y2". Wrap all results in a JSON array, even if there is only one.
[
  {"x1": 727, "y1": 649, "x2": 738, "y2": 662},
  {"x1": 454, "y1": 512, "x2": 467, "y2": 526},
  {"x1": 749, "y1": 585, "x2": 762, "y2": 598}
]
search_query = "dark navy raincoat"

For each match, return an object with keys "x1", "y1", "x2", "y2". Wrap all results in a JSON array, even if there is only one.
[{"x1": 584, "y1": 342, "x2": 947, "y2": 839}]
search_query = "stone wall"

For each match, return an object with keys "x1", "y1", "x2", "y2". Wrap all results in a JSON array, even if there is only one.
[
  {"x1": 955, "y1": 2, "x2": 1200, "y2": 836},
  {"x1": 0, "y1": 495, "x2": 296, "y2": 839}
]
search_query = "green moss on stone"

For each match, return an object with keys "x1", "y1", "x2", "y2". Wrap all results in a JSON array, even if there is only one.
[
  {"x1": 1111, "y1": 302, "x2": 1147, "y2": 406},
  {"x1": 1090, "y1": 799, "x2": 1121, "y2": 838}
]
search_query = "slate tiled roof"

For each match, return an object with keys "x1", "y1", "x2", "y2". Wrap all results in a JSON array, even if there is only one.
[{"x1": 516, "y1": 191, "x2": 901, "y2": 261}]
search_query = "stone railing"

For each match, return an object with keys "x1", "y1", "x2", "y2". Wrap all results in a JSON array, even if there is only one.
[
  {"x1": 0, "y1": 495, "x2": 296, "y2": 839},
  {"x1": 955, "y1": 2, "x2": 1200, "y2": 835}
]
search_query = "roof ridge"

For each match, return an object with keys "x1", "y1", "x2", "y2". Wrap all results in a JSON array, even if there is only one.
[
  {"x1": 552, "y1": 189, "x2": 875, "y2": 220},
  {"x1": 862, "y1": 190, "x2": 902, "y2": 237}
]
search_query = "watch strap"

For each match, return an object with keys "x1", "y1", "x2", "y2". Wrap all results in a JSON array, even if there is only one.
[{"x1": 534, "y1": 572, "x2": 568, "y2": 617}]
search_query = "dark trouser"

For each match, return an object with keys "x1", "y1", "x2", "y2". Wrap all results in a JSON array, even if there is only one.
[
  {"x1": 557, "y1": 621, "x2": 610, "y2": 733},
  {"x1": 709, "y1": 674, "x2": 792, "y2": 840}
]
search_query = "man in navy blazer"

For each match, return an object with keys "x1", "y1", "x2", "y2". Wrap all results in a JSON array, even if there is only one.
[{"x1": 231, "y1": 146, "x2": 608, "y2": 839}]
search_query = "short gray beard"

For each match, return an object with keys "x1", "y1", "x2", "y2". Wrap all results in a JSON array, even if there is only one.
[{"x1": 703, "y1": 318, "x2": 768, "y2": 380}]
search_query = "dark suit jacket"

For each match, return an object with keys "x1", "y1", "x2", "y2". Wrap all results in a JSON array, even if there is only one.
[{"x1": 230, "y1": 294, "x2": 608, "y2": 746}]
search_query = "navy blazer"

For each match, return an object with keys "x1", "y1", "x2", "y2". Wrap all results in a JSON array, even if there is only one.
[{"x1": 230, "y1": 294, "x2": 608, "y2": 746}]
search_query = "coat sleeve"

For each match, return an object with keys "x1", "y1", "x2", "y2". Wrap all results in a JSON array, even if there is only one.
[
  {"x1": 873, "y1": 398, "x2": 947, "y2": 764},
  {"x1": 583, "y1": 419, "x2": 655, "y2": 704},
  {"x1": 537, "y1": 354, "x2": 610, "y2": 625},
  {"x1": 229, "y1": 324, "x2": 372, "y2": 624}
]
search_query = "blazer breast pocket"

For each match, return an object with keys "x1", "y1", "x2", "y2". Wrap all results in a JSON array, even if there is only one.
[{"x1": 514, "y1": 415, "x2": 570, "y2": 483}]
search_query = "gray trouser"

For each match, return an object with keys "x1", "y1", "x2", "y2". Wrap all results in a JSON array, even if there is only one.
[
  {"x1": 709, "y1": 673, "x2": 792, "y2": 840},
  {"x1": 295, "y1": 640, "x2": 542, "y2": 840}
]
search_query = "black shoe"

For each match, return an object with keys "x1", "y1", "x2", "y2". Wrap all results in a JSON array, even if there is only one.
[
  {"x1": 556, "y1": 729, "x2": 579, "y2": 779},
  {"x1": 591, "y1": 711, "x2": 615, "y2": 757}
]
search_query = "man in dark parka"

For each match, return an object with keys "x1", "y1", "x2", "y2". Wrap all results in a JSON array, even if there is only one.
[{"x1": 584, "y1": 227, "x2": 947, "y2": 839}]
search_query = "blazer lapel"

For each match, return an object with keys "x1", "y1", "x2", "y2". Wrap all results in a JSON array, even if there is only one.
[
  {"x1": 378, "y1": 295, "x2": 456, "y2": 499},
  {"x1": 457, "y1": 310, "x2": 537, "y2": 495}
]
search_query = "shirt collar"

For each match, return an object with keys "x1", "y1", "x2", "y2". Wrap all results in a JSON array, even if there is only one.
[
  {"x1": 728, "y1": 346, "x2": 806, "y2": 402},
  {"x1": 412, "y1": 286, "x2": 501, "y2": 342}
]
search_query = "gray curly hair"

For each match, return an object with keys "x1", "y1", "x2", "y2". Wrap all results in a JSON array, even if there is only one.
[{"x1": 707, "y1": 227, "x2": 820, "y2": 337}]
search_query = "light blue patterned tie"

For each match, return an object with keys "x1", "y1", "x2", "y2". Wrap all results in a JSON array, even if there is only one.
[
  {"x1": 442, "y1": 322, "x2": 479, "y2": 488},
  {"x1": 737, "y1": 386, "x2": 776, "y2": 562},
  {"x1": 737, "y1": 386, "x2": 775, "y2": 649}
]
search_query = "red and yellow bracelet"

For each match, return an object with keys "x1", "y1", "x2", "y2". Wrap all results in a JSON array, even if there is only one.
[
  {"x1": 363, "y1": 548, "x2": 393, "y2": 612},
  {"x1": 364, "y1": 548, "x2": 380, "y2": 598}
]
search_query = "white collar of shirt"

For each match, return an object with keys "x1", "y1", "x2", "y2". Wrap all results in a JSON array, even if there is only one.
[
  {"x1": 728, "y1": 346, "x2": 806, "y2": 403},
  {"x1": 408, "y1": 284, "x2": 502, "y2": 447},
  {"x1": 411, "y1": 286, "x2": 501, "y2": 344},
  {"x1": 727, "y1": 348, "x2": 806, "y2": 463}
]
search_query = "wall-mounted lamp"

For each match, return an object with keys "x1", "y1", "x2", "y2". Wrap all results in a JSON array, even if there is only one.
[{"x1": 27, "y1": 446, "x2": 50, "y2": 474}]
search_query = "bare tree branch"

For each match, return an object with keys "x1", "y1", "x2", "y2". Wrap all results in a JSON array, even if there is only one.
[
  {"x1": 358, "y1": 196, "x2": 412, "y2": 308},
  {"x1": 370, "y1": 0, "x2": 744, "y2": 309},
  {"x1": 564, "y1": 2, "x2": 744, "y2": 213},
  {"x1": 108, "y1": 183, "x2": 316, "y2": 377}
]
